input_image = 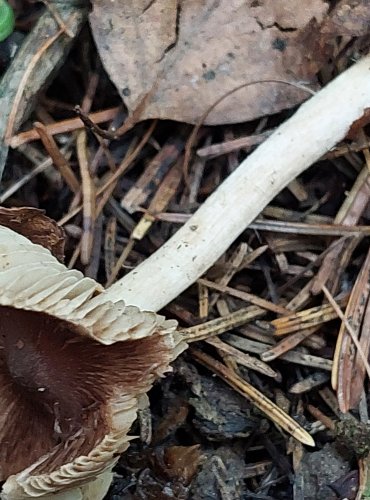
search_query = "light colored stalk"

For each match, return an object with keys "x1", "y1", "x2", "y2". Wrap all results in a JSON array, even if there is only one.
[{"x1": 106, "y1": 55, "x2": 370, "y2": 312}]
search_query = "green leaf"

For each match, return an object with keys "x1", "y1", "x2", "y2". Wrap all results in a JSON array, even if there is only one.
[{"x1": 0, "y1": 0, "x2": 14, "y2": 42}]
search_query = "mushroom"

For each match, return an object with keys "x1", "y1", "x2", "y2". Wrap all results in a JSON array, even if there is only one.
[{"x1": 0, "y1": 225, "x2": 185, "y2": 499}]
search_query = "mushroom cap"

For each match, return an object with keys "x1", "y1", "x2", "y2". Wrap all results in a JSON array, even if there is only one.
[{"x1": 0, "y1": 226, "x2": 185, "y2": 499}]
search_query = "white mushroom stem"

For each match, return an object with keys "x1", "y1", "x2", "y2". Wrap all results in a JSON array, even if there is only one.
[{"x1": 106, "y1": 55, "x2": 370, "y2": 312}]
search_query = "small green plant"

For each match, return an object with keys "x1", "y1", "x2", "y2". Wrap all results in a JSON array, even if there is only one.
[{"x1": 0, "y1": 0, "x2": 14, "y2": 42}]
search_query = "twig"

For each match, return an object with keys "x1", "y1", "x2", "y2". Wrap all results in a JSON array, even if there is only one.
[
  {"x1": 74, "y1": 105, "x2": 118, "y2": 140},
  {"x1": 9, "y1": 107, "x2": 120, "y2": 148}
]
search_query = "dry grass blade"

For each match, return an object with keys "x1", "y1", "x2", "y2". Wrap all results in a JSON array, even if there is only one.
[
  {"x1": 328, "y1": 249, "x2": 370, "y2": 411},
  {"x1": 190, "y1": 348, "x2": 315, "y2": 447},
  {"x1": 42, "y1": 0, "x2": 74, "y2": 37},
  {"x1": 0, "y1": 149, "x2": 58, "y2": 203},
  {"x1": 181, "y1": 306, "x2": 266, "y2": 342}
]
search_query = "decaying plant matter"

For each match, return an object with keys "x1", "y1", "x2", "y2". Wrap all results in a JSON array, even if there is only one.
[{"x1": 0, "y1": 225, "x2": 185, "y2": 499}]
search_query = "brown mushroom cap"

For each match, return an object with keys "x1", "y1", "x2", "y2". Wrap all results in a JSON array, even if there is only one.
[{"x1": 0, "y1": 227, "x2": 185, "y2": 499}]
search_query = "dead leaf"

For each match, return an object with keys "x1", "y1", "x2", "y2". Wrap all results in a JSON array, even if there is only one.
[
  {"x1": 90, "y1": 0, "x2": 330, "y2": 125},
  {"x1": 321, "y1": 0, "x2": 370, "y2": 35},
  {"x1": 134, "y1": 445, "x2": 202, "y2": 500},
  {"x1": 0, "y1": 207, "x2": 65, "y2": 261},
  {"x1": 160, "y1": 445, "x2": 202, "y2": 484}
]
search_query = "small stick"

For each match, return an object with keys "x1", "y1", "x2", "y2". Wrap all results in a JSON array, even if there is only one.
[
  {"x1": 75, "y1": 105, "x2": 118, "y2": 140},
  {"x1": 9, "y1": 107, "x2": 120, "y2": 148}
]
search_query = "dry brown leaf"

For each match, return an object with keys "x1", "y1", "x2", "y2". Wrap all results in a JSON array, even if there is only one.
[
  {"x1": 0, "y1": 207, "x2": 65, "y2": 261},
  {"x1": 321, "y1": 0, "x2": 370, "y2": 35},
  {"x1": 160, "y1": 445, "x2": 202, "y2": 484},
  {"x1": 89, "y1": 0, "x2": 330, "y2": 125}
]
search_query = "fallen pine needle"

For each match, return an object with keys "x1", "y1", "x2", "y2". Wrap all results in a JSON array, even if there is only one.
[
  {"x1": 191, "y1": 348, "x2": 315, "y2": 447},
  {"x1": 181, "y1": 306, "x2": 265, "y2": 342}
]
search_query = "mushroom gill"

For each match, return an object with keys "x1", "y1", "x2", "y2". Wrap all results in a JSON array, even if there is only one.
[{"x1": 0, "y1": 226, "x2": 185, "y2": 499}]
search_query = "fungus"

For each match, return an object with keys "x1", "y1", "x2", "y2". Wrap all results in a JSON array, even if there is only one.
[{"x1": 0, "y1": 225, "x2": 185, "y2": 499}]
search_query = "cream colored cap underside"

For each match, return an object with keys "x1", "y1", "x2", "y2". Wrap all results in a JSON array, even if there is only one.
[{"x1": 0, "y1": 226, "x2": 185, "y2": 499}]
